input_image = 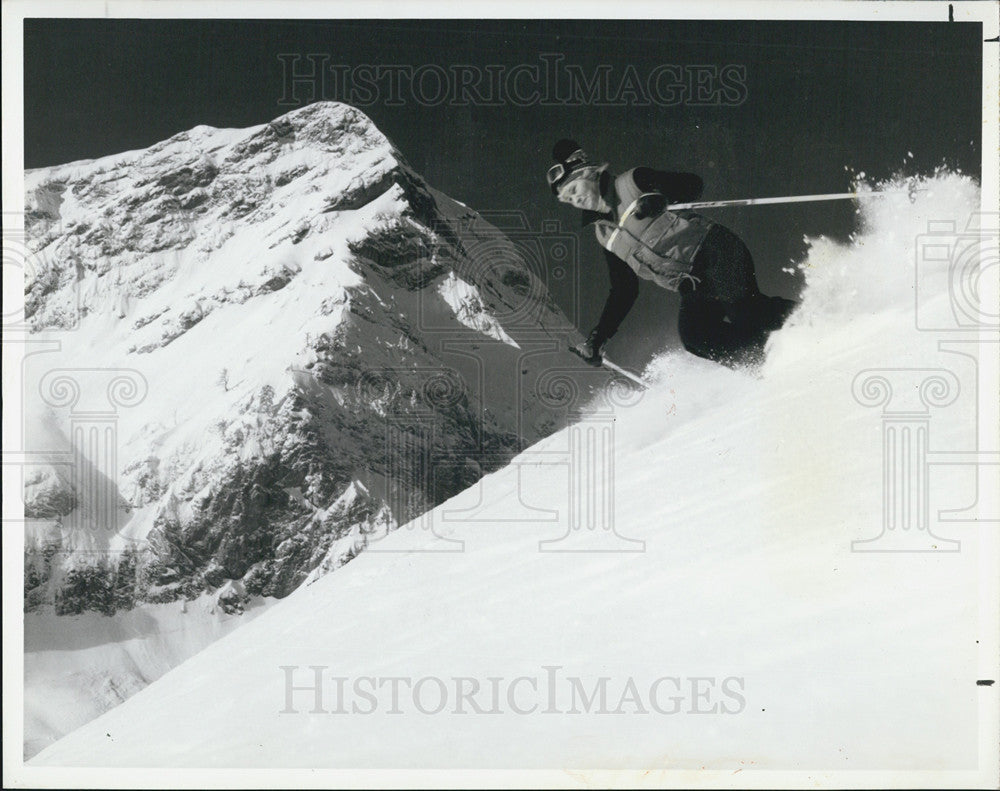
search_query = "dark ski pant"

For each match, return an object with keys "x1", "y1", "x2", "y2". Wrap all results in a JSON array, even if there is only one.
[
  {"x1": 593, "y1": 224, "x2": 796, "y2": 367},
  {"x1": 677, "y1": 225, "x2": 796, "y2": 367},
  {"x1": 677, "y1": 292, "x2": 795, "y2": 366}
]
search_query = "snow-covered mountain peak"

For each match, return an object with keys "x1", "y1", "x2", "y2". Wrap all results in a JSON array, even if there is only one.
[
  {"x1": 21, "y1": 101, "x2": 602, "y2": 619},
  {"x1": 23, "y1": 102, "x2": 410, "y2": 331}
]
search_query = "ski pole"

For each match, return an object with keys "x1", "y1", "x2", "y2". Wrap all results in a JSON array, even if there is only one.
[
  {"x1": 666, "y1": 187, "x2": 920, "y2": 212},
  {"x1": 601, "y1": 358, "x2": 648, "y2": 390}
]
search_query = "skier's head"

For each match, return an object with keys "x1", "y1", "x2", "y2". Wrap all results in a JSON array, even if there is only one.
[{"x1": 547, "y1": 139, "x2": 609, "y2": 211}]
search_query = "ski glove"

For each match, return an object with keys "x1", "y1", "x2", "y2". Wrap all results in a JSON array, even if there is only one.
[{"x1": 633, "y1": 193, "x2": 668, "y2": 220}]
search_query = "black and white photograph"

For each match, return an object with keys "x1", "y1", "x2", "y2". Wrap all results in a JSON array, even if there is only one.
[{"x1": 3, "y1": 2, "x2": 998, "y2": 787}]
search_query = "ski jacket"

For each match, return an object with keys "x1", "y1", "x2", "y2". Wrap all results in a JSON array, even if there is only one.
[{"x1": 592, "y1": 168, "x2": 714, "y2": 292}]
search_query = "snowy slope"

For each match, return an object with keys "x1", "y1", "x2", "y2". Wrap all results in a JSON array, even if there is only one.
[
  {"x1": 31, "y1": 172, "x2": 996, "y2": 772},
  {"x1": 23, "y1": 593, "x2": 277, "y2": 759}
]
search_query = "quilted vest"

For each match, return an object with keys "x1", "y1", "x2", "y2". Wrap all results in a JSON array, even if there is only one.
[{"x1": 593, "y1": 169, "x2": 715, "y2": 291}]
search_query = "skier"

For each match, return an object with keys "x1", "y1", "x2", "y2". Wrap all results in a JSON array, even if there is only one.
[{"x1": 547, "y1": 139, "x2": 796, "y2": 368}]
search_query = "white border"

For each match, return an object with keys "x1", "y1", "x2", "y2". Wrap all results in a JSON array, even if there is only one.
[{"x1": 3, "y1": 2, "x2": 998, "y2": 789}]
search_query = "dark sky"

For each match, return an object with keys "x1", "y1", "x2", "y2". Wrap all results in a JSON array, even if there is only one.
[{"x1": 24, "y1": 18, "x2": 983, "y2": 368}]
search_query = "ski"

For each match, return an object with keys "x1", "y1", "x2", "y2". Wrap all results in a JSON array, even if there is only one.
[{"x1": 569, "y1": 345, "x2": 648, "y2": 389}]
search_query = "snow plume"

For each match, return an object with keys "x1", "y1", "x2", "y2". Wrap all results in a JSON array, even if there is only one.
[
  {"x1": 33, "y1": 170, "x2": 995, "y2": 772},
  {"x1": 788, "y1": 170, "x2": 983, "y2": 320},
  {"x1": 637, "y1": 170, "x2": 985, "y2": 425}
]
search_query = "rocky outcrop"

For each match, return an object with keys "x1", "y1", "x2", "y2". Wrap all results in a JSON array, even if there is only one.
[{"x1": 21, "y1": 101, "x2": 592, "y2": 615}]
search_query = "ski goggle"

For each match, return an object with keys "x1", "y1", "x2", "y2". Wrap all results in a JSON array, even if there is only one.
[
  {"x1": 546, "y1": 149, "x2": 590, "y2": 193},
  {"x1": 548, "y1": 162, "x2": 607, "y2": 197},
  {"x1": 546, "y1": 162, "x2": 574, "y2": 184},
  {"x1": 546, "y1": 163, "x2": 573, "y2": 194}
]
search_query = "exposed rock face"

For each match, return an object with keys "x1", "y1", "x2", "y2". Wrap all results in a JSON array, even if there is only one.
[{"x1": 21, "y1": 102, "x2": 597, "y2": 614}]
